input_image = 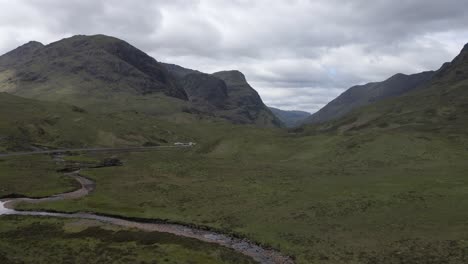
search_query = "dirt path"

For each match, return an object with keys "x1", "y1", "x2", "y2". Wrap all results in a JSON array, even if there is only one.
[{"x1": 0, "y1": 164, "x2": 294, "y2": 264}]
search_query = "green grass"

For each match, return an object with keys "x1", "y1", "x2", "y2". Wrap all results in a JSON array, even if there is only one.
[
  {"x1": 14, "y1": 129, "x2": 468, "y2": 263},
  {"x1": 0, "y1": 92, "x2": 227, "y2": 151},
  {"x1": 0, "y1": 216, "x2": 255, "y2": 264},
  {"x1": 0, "y1": 155, "x2": 77, "y2": 198}
]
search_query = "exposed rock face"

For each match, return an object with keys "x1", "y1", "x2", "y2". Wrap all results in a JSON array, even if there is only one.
[
  {"x1": 163, "y1": 65, "x2": 283, "y2": 127},
  {"x1": 212, "y1": 71, "x2": 264, "y2": 108},
  {"x1": 181, "y1": 73, "x2": 229, "y2": 108},
  {"x1": 0, "y1": 41, "x2": 44, "y2": 67},
  {"x1": 211, "y1": 70, "x2": 282, "y2": 127},
  {"x1": 161, "y1": 63, "x2": 200, "y2": 78},
  {"x1": 428, "y1": 43, "x2": 468, "y2": 86}
]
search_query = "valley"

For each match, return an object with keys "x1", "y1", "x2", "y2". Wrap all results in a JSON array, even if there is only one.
[{"x1": 1, "y1": 33, "x2": 468, "y2": 264}]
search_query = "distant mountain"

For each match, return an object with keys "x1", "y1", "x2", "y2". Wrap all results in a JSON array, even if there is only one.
[
  {"x1": 307, "y1": 43, "x2": 468, "y2": 134},
  {"x1": 269, "y1": 107, "x2": 310, "y2": 127},
  {"x1": 211, "y1": 71, "x2": 282, "y2": 127},
  {"x1": 303, "y1": 71, "x2": 435, "y2": 124},
  {"x1": 0, "y1": 34, "x2": 280, "y2": 127},
  {"x1": 163, "y1": 65, "x2": 283, "y2": 127}
]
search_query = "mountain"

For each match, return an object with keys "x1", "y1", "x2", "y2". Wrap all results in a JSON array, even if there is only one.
[
  {"x1": 211, "y1": 71, "x2": 282, "y2": 127},
  {"x1": 269, "y1": 107, "x2": 310, "y2": 127},
  {"x1": 163, "y1": 65, "x2": 283, "y2": 127},
  {"x1": 303, "y1": 71, "x2": 435, "y2": 124},
  {"x1": 0, "y1": 34, "x2": 186, "y2": 101},
  {"x1": 306, "y1": 43, "x2": 468, "y2": 134},
  {"x1": 0, "y1": 34, "x2": 280, "y2": 127}
]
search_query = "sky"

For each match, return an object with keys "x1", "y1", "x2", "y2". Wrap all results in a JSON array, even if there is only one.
[{"x1": 0, "y1": 0, "x2": 467, "y2": 113}]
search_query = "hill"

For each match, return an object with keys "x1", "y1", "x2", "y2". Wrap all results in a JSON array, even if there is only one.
[
  {"x1": 0, "y1": 92, "x2": 196, "y2": 152},
  {"x1": 269, "y1": 107, "x2": 310, "y2": 127}
]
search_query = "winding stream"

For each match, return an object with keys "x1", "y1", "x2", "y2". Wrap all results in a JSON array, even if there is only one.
[{"x1": 0, "y1": 170, "x2": 294, "y2": 264}]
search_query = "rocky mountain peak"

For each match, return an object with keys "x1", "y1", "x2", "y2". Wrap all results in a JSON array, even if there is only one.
[
  {"x1": 23, "y1": 41, "x2": 44, "y2": 49},
  {"x1": 212, "y1": 70, "x2": 247, "y2": 86},
  {"x1": 0, "y1": 34, "x2": 187, "y2": 100},
  {"x1": 462, "y1": 43, "x2": 468, "y2": 53}
]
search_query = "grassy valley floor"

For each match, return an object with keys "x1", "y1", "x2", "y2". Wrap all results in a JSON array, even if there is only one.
[
  {"x1": 0, "y1": 155, "x2": 78, "y2": 198},
  {"x1": 8, "y1": 128, "x2": 468, "y2": 263},
  {"x1": 0, "y1": 216, "x2": 255, "y2": 264}
]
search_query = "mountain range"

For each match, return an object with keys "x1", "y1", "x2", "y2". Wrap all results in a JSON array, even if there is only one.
[
  {"x1": 0, "y1": 34, "x2": 281, "y2": 128},
  {"x1": 303, "y1": 43, "x2": 468, "y2": 134},
  {"x1": 303, "y1": 71, "x2": 435, "y2": 125},
  {"x1": 302, "y1": 44, "x2": 468, "y2": 127},
  {"x1": 1, "y1": 34, "x2": 467, "y2": 151}
]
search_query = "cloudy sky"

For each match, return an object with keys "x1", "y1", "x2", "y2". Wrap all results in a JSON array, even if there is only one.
[{"x1": 1, "y1": 0, "x2": 467, "y2": 113}]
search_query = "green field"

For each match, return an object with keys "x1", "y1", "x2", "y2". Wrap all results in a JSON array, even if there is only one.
[
  {"x1": 0, "y1": 92, "x2": 220, "y2": 152},
  {"x1": 0, "y1": 216, "x2": 255, "y2": 264},
  {"x1": 0, "y1": 155, "x2": 78, "y2": 198},
  {"x1": 9, "y1": 127, "x2": 468, "y2": 263}
]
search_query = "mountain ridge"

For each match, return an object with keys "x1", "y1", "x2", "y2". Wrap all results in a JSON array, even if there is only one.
[
  {"x1": 303, "y1": 42, "x2": 468, "y2": 135},
  {"x1": 303, "y1": 70, "x2": 435, "y2": 124},
  {"x1": 163, "y1": 64, "x2": 283, "y2": 127},
  {"x1": 0, "y1": 34, "x2": 280, "y2": 127},
  {"x1": 0, "y1": 34, "x2": 187, "y2": 100}
]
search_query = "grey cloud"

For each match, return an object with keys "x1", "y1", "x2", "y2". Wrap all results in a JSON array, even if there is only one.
[{"x1": 0, "y1": 0, "x2": 467, "y2": 112}]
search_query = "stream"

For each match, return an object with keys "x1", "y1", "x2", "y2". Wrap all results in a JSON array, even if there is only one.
[{"x1": 0, "y1": 167, "x2": 294, "y2": 264}]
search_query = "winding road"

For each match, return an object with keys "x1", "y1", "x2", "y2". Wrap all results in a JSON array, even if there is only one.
[{"x1": 0, "y1": 149, "x2": 294, "y2": 264}]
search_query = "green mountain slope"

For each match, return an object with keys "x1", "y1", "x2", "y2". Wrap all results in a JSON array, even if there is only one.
[
  {"x1": 0, "y1": 92, "x2": 196, "y2": 152},
  {"x1": 305, "y1": 43, "x2": 468, "y2": 135},
  {"x1": 304, "y1": 71, "x2": 435, "y2": 125}
]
